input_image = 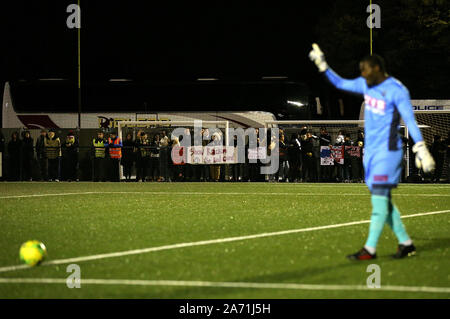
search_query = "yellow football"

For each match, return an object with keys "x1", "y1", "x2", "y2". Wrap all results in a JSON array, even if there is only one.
[{"x1": 19, "y1": 240, "x2": 47, "y2": 266}]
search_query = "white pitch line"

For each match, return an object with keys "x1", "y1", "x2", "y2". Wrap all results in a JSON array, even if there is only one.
[
  {"x1": 0, "y1": 209, "x2": 449, "y2": 274},
  {"x1": 1, "y1": 191, "x2": 449, "y2": 199},
  {"x1": 0, "y1": 192, "x2": 98, "y2": 199},
  {"x1": 0, "y1": 278, "x2": 449, "y2": 294}
]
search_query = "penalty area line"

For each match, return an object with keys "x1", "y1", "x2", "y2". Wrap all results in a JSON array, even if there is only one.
[
  {"x1": 0, "y1": 209, "x2": 449, "y2": 274},
  {"x1": 0, "y1": 278, "x2": 449, "y2": 294}
]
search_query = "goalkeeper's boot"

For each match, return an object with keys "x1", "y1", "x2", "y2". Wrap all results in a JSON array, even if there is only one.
[
  {"x1": 393, "y1": 244, "x2": 416, "y2": 259},
  {"x1": 347, "y1": 248, "x2": 376, "y2": 261}
]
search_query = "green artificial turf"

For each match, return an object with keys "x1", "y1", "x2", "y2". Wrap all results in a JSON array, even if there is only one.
[{"x1": 0, "y1": 182, "x2": 448, "y2": 298}]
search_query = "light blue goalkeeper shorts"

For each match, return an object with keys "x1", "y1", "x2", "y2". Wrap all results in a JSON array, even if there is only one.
[{"x1": 364, "y1": 149, "x2": 403, "y2": 192}]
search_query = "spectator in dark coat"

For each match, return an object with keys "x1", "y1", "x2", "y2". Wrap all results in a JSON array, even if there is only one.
[
  {"x1": 343, "y1": 134, "x2": 353, "y2": 182},
  {"x1": 35, "y1": 129, "x2": 48, "y2": 181},
  {"x1": 232, "y1": 134, "x2": 245, "y2": 182},
  {"x1": 7, "y1": 131, "x2": 22, "y2": 181},
  {"x1": 136, "y1": 132, "x2": 151, "y2": 182},
  {"x1": 159, "y1": 130, "x2": 170, "y2": 182},
  {"x1": 288, "y1": 133, "x2": 302, "y2": 182},
  {"x1": 355, "y1": 129, "x2": 365, "y2": 182},
  {"x1": 278, "y1": 133, "x2": 289, "y2": 182},
  {"x1": 431, "y1": 135, "x2": 446, "y2": 183},
  {"x1": 150, "y1": 134, "x2": 161, "y2": 181},
  {"x1": 333, "y1": 130, "x2": 345, "y2": 182},
  {"x1": 301, "y1": 132, "x2": 314, "y2": 182},
  {"x1": 310, "y1": 132, "x2": 321, "y2": 182},
  {"x1": 21, "y1": 131, "x2": 34, "y2": 181},
  {"x1": 62, "y1": 131, "x2": 79, "y2": 181}
]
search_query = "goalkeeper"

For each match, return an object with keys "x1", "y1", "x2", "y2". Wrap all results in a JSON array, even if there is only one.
[{"x1": 309, "y1": 44, "x2": 435, "y2": 260}]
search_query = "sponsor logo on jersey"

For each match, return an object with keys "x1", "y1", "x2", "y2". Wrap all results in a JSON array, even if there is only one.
[
  {"x1": 364, "y1": 94, "x2": 386, "y2": 115},
  {"x1": 373, "y1": 175, "x2": 388, "y2": 182}
]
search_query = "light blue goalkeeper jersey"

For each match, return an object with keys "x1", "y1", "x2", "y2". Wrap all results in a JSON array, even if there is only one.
[{"x1": 324, "y1": 68, "x2": 423, "y2": 155}]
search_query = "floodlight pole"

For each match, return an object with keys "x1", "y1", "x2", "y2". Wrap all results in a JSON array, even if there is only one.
[
  {"x1": 77, "y1": 0, "x2": 82, "y2": 129},
  {"x1": 369, "y1": 0, "x2": 373, "y2": 56}
]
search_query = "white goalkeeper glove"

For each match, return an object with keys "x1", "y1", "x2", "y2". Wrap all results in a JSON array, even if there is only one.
[
  {"x1": 309, "y1": 43, "x2": 328, "y2": 72},
  {"x1": 412, "y1": 141, "x2": 435, "y2": 173}
]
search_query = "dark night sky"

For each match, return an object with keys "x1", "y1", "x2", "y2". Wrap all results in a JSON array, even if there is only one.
[
  {"x1": 1, "y1": 0, "x2": 448, "y2": 121},
  {"x1": 4, "y1": 1, "x2": 323, "y2": 80}
]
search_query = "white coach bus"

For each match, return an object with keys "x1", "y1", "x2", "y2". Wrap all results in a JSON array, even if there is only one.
[{"x1": 2, "y1": 80, "x2": 314, "y2": 130}]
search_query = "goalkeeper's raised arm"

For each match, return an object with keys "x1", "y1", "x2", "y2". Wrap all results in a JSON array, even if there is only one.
[
  {"x1": 308, "y1": 43, "x2": 434, "y2": 174},
  {"x1": 309, "y1": 43, "x2": 366, "y2": 95}
]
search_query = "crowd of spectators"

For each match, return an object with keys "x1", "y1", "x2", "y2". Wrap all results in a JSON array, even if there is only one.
[
  {"x1": 0, "y1": 128, "x2": 448, "y2": 183},
  {"x1": 268, "y1": 127, "x2": 366, "y2": 183},
  {"x1": 1, "y1": 129, "x2": 79, "y2": 182}
]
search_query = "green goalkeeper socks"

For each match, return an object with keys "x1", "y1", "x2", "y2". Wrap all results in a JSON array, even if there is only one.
[
  {"x1": 385, "y1": 202, "x2": 411, "y2": 244},
  {"x1": 365, "y1": 195, "x2": 390, "y2": 250}
]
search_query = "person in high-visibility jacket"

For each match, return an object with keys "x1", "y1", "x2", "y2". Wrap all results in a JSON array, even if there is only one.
[
  {"x1": 45, "y1": 129, "x2": 62, "y2": 182},
  {"x1": 108, "y1": 131, "x2": 122, "y2": 182},
  {"x1": 92, "y1": 131, "x2": 108, "y2": 182}
]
